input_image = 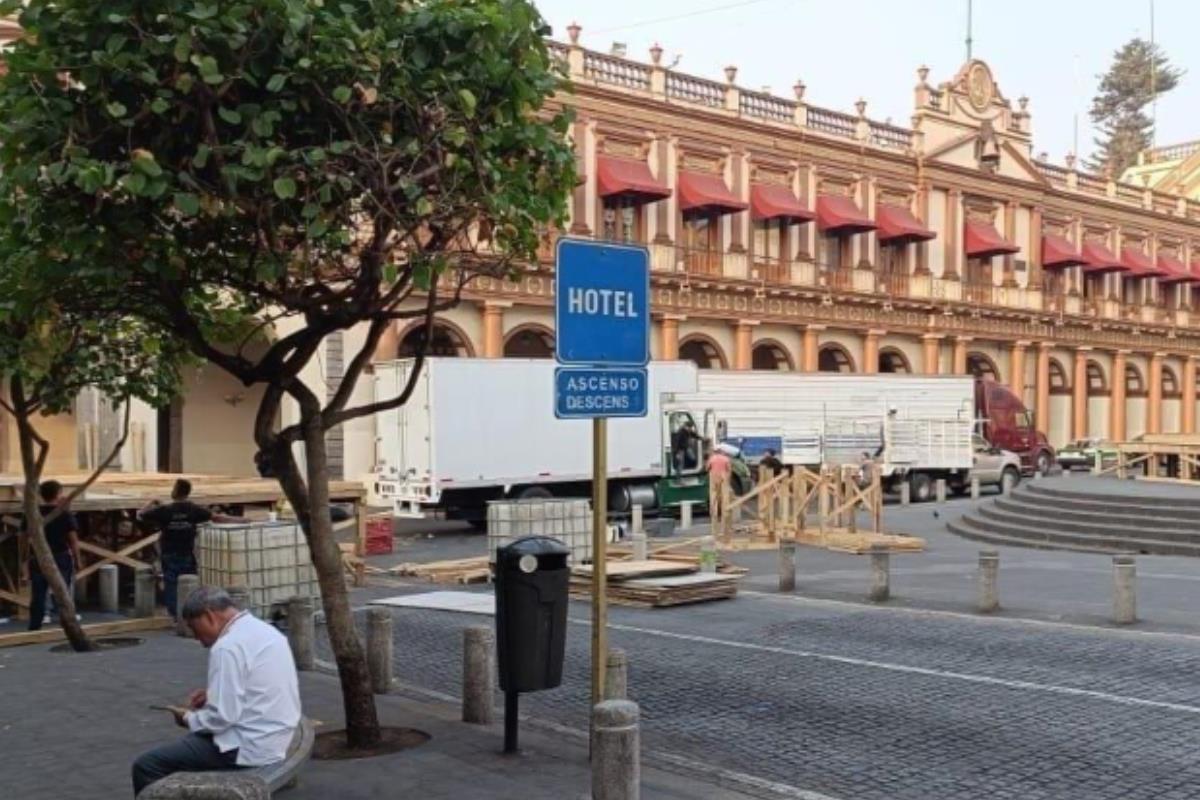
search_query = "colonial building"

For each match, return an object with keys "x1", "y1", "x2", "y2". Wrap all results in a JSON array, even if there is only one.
[
  {"x1": 1124, "y1": 140, "x2": 1200, "y2": 201},
  {"x1": 381, "y1": 25, "x2": 1200, "y2": 455}
]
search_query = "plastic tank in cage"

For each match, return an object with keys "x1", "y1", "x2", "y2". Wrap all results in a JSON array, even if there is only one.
[
  {"x1": 196, "y1": 520, "x2": 318, "y2": 617},
  {"x1": 486, "y1": 498, "x2": 591, "y2": 565}
]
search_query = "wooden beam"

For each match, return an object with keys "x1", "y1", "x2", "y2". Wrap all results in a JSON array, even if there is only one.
[{"x1": 0, "y1": 616, "x2": 173, "y2": 649}]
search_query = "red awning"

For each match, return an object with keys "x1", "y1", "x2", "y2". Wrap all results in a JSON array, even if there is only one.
[
  {"x1": 750, "y1": 184, "x2": 815, "y2": 223},
  {"x1": 1157, "y1": 252, "x2": 1194, "y2": 284},
  {"x1": 1081, "y1": 241, "x2": 1126, "y2": 274},
  {"x1": 596, "y1": 156, "x2": 671, "y2": 202},
  {"x1": 1193, "y1": 259, "x2": 1200, "y2": 281},
  {"x1": 1041, "y1": 234, "x2": 1085, "y2": 269},
  {"x1": 677, "y1": 171, "x2": 747, "y2": 215},
  {"x1": 1121, "y1": 246, "x2": 1166, "y2": 277},
  {"x1": 875, "y1": 203, "x2": 935, "y2": 245},
  {"x1": 816, "y1": 194, "x2": 876, "y2": 235},
  {"x1": 964, "y1": 220, "x2": 1019, "y2": 259}
]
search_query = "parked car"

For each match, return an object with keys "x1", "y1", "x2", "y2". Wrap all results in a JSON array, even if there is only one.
[
  {"x1": 1057, "y1": 438, "x2": 1117, "y2": 472},
  {"x1": 951, "y1": 434, "x2": 1023, "y2": 495}
]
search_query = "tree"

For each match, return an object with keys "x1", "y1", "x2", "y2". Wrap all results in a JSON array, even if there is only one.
[
  {"x1": 0, "y1": 0, "x2": 576, "y2": 745},
  {"x1": 0, "y1": 241, "x2": 183, "y2": 651},
  {"x1": 1088, "y1": 38, "x2": 1182, "y2": 178}
]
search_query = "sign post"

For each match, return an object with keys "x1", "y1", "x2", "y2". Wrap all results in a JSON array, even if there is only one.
[{"x1": 554, "y1": 238, "x2": 649, "y2": 708}]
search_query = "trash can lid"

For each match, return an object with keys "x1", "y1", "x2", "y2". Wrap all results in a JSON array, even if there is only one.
[{"x1": 497, "y1": 536, "x2": 571, "y2": 558}]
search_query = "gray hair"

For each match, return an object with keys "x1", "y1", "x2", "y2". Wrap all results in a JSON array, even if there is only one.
[{"x1": 181, "y1": 586, "x2": 236, "y2": 620}]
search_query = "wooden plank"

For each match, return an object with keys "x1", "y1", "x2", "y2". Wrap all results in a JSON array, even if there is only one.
[
  {"x1": 0, "y1": 616, "x2": 174, "y2": 649},
  {"x1": 572, "y1": 559, "x2": 695, "y2": 580}
]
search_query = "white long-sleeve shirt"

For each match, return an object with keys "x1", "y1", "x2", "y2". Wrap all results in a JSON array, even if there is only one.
[{"x1": 186, "y1": 612, "x2": 301, "y2": 766}]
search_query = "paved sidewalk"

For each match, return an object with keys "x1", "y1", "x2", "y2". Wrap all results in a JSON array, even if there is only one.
[{"x1": 0, "y1": 631, "x2": 777, "y2": 800}]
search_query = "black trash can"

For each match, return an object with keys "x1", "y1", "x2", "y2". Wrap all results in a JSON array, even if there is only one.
[{"x1": 494, "y1": 536, "x2": 571, "y2": 694}]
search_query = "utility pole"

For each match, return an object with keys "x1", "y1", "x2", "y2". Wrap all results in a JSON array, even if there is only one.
[{"x1": 966, "y1": 0, "x2": 974, "y2": 61}]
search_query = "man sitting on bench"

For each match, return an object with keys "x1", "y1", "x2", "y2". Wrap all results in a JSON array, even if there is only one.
[{"x1": 132, "y1": 586, "x2": 301, "y2": 796}]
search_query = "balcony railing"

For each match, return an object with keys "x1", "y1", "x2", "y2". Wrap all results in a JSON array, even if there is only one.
[
  {"x1": 750, "y1": 255, "x2": 790, "y2": 284},
  {"x1": 679, "y1": 246, "x2": 723, "y2": 276},
  {"x1": 739, "y1": 90, "x2": 795, "y2": 123},
  {"x1": 806, "y1": 106, "x2": 857, "y2": 139},
  {"x1": 665, "y1": 72, "x2": 724, "y2": 107},
  {"x1": 583, "y1": 51, "x2": 652, "y2": 91}
]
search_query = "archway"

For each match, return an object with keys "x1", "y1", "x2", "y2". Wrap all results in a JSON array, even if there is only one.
[
  {"x1": 751, "y1": 340, "x2": 794, "y2": 371},
  {"x1": 1162, "y1": 365, "x2": 1181, "y2": 398},
  {"x1": 679, "y1": 335, "x2": 728, "y2": 370},
  {"x1": 878, "y1": 347, "x2": 912, "y2": 374},
  {"x1": 1086, "y1": 360, "x2": 1108, "y2": 396},
  {"x1": 1125, "y1": 364, "x2": 1146, "y2": 397},
  {"x1": 818, "y1": 343, "x2": 856, "y2": 373},
  {"x1": 1048, "y1": 358, "x2": 1070, "y2": 394},
  {"x1": 503, "y1": 325, "x2": 555, "y2": 359},
  {"x1": 398, "y1": 320, "x2": 474, "y2": 358},
  {"x1": 967, "y1": 352, "x2": 1000, "y2": 381}
]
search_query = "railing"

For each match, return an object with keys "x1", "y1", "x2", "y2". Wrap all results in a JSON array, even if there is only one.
[
  {"x1": 879, "y1": 271, "x2": 910, "y2": 297},
  {"x1": 806, "y1": 106, "x2": 858, "y2": 140},
  {"x1": 823, "y1": 267, "x2": 856, "y2": 292},
  {"x1": 1115, "y1": 183, "x2": 1143, "y2": 203},
  {"x1": 665, "y1": 72, "x2": 724, "y2": 108},
  {"x1": 1146, "y1": 140, "x2": 1200, "y2": 163},
  {"x1": 739, "y1": 90, "x2": 794, "y2": 123},
  {"x1": 869, "y1": 121, "x2": 910, "y2": 150},
  {"x1": 1034, "y1": 161, "x2": 1070, "y2": 188},
  {"x1": 963, "y1": 281, "x2": 994, "y2": 306},
  {"x1": 679, "y1": 246, "x2": 723, "y2": 276},
  {"x1": 750, "y1": 256, "x2": 790, "y2": 284},
  {"x1": 583, "y1": 51, "x2": 651, "y2": 91},
  {"x1": 546, "y1": 41, "x2": 570, "y2": 64},
  {"x1": 1077, "y1": 172, "x2": 1108, "y2": 194}
]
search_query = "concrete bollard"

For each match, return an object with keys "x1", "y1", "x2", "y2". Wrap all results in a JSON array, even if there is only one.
[
  {"x1": 592, "y1": 700, "x2": 641, "y2": 800},
  {"x1": 778, "y1": 539, "x2": 796, "y2": 593},
  {"x1": 631, "y1": 505, "x2": 643, "y2": 537},
  {"x1": 366, "y1": 607, "x2": 393, "y2": 694},
  {"x1": 287, "y1": 596, "x2": 315, "y2": 671},
  {"x1": 1093, "y1": 450, "x2": 1103, "y2": 475},
  {"x1": 1062, "y1": 468, "x2": 1071, "y2": 479},
  {"x1": 680, "y1": 501, "x2": 695, "y2": 530},
  {"x1": 900, "y1": 482, "x2": 911, "y2": 506},
  {"x1": 604, "y1": 648, "x2": 629, "y2": 701},
  {"x1": 698, "y1": 536, "x2": 718, "y2": 574},
  {"x1": 935, "y1": 479, "x2": 947, "y2": 503},
  {"x1": 463, "y1": 626, "x2": 496, "y2": 724},
  {"x1": 631, "y1": 533, "x2": 648, "y2": 562},
  {"x1": 977, "y1": 550, "x2": 1000, "y2": 613},
  {"x1": 176, "y1": 574, "x2": 200, "y2": 636},
  {"x1": 868, "y1": 544, "x2": 890, "y2": 602},
  {"x1": 134, "y1": 567, "x2": 156, "y2": 618},
  {"x1": 98, "y1": 564, "x2": 119, "y2": 614},
  {"x1": 227, "y1": 586, "x2": 252, "y2": 615},
  {"x1": 1112, "y1": 555, "x2": 1137, "y2": 625},
  {"x1": 970, "y1": 476, "x2": 981, "y2": 500}
]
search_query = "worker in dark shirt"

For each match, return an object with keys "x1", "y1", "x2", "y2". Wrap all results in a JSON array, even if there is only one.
[
  {"x1": 138, "y1": 479, "x2": 238, "y2": 620},
  {"x1": 759, "y1": 449, "x2": 785, "y2": 477},
  {"x1": 24, "y1": 480, "x2": 83, "y2": 631}
]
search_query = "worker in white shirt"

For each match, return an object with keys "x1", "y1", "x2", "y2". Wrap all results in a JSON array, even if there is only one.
[{"x1": 132, "y1": 586, "x2": 301, "y2": 796}]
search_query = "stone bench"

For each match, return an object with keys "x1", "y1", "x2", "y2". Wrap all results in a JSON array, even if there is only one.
[{"x1": 141, "y1": 718, "x2": 315, "y2": 799}]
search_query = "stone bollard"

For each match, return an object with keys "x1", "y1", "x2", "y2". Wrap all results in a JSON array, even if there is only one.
[
  {"x1": 900, "y1": 482, "x2": 911, "y2": 506},
  {"x1": 868, "y1": 544, "x2": 890, "y2": 602},
  {"x1": 1062, "y1": 467, "x2": 1071, "y2": 479},
  {"x1": 592, "y1": 700, "x2": 640, "y2": 800},
  {"x1": 1112, "y1": 555, "x2": 1137, "y2": 625},
  {"x1": 680, "y1": 501, "x2": 695, "y2": 530},
  {"x1": 631, "y1": 504, "x2": 643, "y2": 537},
  {"x1": 631, "y1": 532, "x2": 648, "y2": 561},
  {"x1": 287, "y1": 596, "x2": 315, "y2": 671},
  {"x1": 698, "y1": 536, "x2": 718, "y2": 574},
  {"x1": 366, "y1": 607, "x2": 394, "y2": 694},
  {"x1": 604, "y1": 648, "x2": 628, "y2": 701},
  {"x1": 227, "y1": 586, "x2": 252, "y2": 615},
  {"x1": 463, "y1": 626, "x2": 496, "y2": 724},
  {"x1": 970, "y1": 476, "x2": 981, "y2": 500},
  {"x1": 977, "y1": 550, "x2": 1000, "y2": 613},
  {"x1": 98, "y1": 564, "x2": 119, "y2": 613},
  {"x1": 935, "y1": 479, "x2": 947, "y2": 503},
  {"x1": 1093, "y1": 451, "x2": 1103, "y2": 475},
  {"x1": 778, "y1": 538, "x2": 796, "y2": 593},
  {"x1": 134, "y1": 568, "x2": 156, "y2": 618},
  {"x1": 176, "y1": 574, "x2": 200, "y2": 636}
]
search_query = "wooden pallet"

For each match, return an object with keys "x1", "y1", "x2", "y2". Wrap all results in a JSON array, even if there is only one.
[
  {"x1": 794, "y1": 529, "x2": 926, "y2": 554},
  {"x1": 570, "y1": 572, "x2": 738, "y2": 608},
  {"x1": 388, "y1": 556, "x2": 492, "y2": 585},
  {"x1": 0, "y1": 616, "x2": 174, "y2": 649}
]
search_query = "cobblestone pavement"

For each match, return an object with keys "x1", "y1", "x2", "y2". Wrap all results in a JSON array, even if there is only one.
[{"x1": 330, "y1": 585, "x2": 1200, "y2": 800}]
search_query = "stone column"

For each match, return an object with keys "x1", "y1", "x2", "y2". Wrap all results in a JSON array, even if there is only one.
[
  {"x1": 1028, "y1": 206, "x2": 1044, "y2": 290},
  {"x1": 943, "y1": 189, "x2": 961, "y2": 279},
  {"x1": 952, "y1": 336, "x2": 972, "y2": 375},
  {"x1": 733, "y1": 320, "x2": 757, "y2": 370},
  {"x1": 1148, "y1": 352, "x2": 1164, "y2": 435},
  {"x1": 570, "y1": 118, "x2": 593, "y2": 235},
  {"x1": 1184, "y1": 356, "x2": 1197, "y2": 435},
  {"x1": 481, "y1": 302, "x2": 508, "y2": 359},
  {"x1": 1035, "y1": 342, "x2": 1051, "y2": 436},
  {"x1": 1073, "y1": 347, "x2": 1090, "y2": 440},
  {"x1": 1111, "y1": 349, "x2": 1128, "y2": 442},
  {"x1": 659, "y1": 315, "x2": 682, "y2": 361},
  {"x1": 1009, "y1": 341, "x2": 1028, "y2": 400},
  {"x1": 1002, "y1": 200, "x2": 1019, "y2": 287},
  {"x1": 862, "y1": 330, "x2": 884, "y2": 375},
  {"x1": 802, "y1": 324, "x2": 824, "y2": 372},
  {"x1": 922, "y1": 334, "x2": 942, "y2": 376}
]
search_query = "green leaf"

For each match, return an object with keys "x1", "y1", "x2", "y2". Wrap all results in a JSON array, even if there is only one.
[
  {"x1": 150, "y1": 97, "x2": 170, "y2": 115},
  {"x1": 415, "y1": 196, "x2": 433, "y2": 217},
  {"x1": 332, "y1": 86, "x2": 352, "y2": 104},
  {"x1": 192, "y1": 145, "x2": 211, "y2": 169},
  {"x1": 106, "y1": 102, "x2": 128, "y2": 118},
  {"x1": 457, "y1": 88, "x2": 477, "y2": 117},
  {"x1": 217, "y1": 107, "x2": 242, "y2": 125},
  {"x1": 174, "y1": 192, "x2": 200, "y2": 216},
  {"x1": 266, "y1": 74, "x2": 287, "y2": 92},
  {"x1": 132, "y1": 151, "x2": 163, "y2": 177},
  {"x1": 188, "y1": 2, "x2": 219, "y2": 20},
  {"x1": 121, "y1": 172, "x2": 147, "y2": 195},
  {"x1": 197, "y1": 56, "x2": 223, "y2": 85},
  {"x1": 273, "y1": 177, "x2": 297, "y2": 199}
]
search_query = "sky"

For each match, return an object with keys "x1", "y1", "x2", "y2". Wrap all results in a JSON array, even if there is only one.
[{"x1": 531, "y1": 0, "x2": 1200, "y2": 167}]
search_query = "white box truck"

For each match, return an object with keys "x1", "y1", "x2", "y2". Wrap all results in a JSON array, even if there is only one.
[
  {"x1": 673, "y1": 373, "x2": 976, "y2": 502},
  {"x1": 371, "y1": 358, "x2": 711, "y2": 520}
]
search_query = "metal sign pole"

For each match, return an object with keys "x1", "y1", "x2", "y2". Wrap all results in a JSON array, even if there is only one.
[{"x1": 591, "y1": 416, "x2": 608, "y2": 706}]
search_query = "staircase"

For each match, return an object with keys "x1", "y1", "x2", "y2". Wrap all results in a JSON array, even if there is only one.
[{"x1": 947, "y1": 479, "x2": 1200, "y2": 557}]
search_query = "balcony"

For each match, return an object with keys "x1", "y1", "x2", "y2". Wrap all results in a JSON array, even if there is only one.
[{"x1": 750, "y1": 255, "x2": 789, "y2": 284}]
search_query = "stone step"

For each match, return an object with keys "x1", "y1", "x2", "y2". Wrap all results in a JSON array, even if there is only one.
[
  {"x1": 991, "y1": 496, "x2": 1199, "y2": 533},
  {"x1": 946, "y1": 517, "x2": 1119, "y2": 556},
  {"x1": 952, "y1": 511, "x2": 1200, "y2": 557},
  {"x1": 1023, "y1": 481, "x2": 1200, "y2": 513}
]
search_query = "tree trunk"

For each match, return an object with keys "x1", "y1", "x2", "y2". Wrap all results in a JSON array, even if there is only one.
[
  {"x1": 273, "y1": 415, "x2": 381, "y2": 747},
  {"x1": 11, "y1": 384, "x2": 93, "y2": 651}
]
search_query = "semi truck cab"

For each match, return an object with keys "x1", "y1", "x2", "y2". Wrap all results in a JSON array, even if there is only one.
[{"x1": 974, "y1": 378, "x2": 1055, "y2": 475}]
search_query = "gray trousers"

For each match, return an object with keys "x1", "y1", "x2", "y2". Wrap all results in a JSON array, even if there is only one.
[{"x1": 132, "y1": 732, "x2": 241, "y2": 795}]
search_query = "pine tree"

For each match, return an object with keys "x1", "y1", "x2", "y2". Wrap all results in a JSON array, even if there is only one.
[{"x1": 1087, "y1": 38, "x2": 1182, "y2": 178}]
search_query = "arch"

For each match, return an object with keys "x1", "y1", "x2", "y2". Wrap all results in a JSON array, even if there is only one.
[
  {"x1": 1162, "y1": 365, "x2": 1181, "y2": 398},
  {"x1": 751, "y1": 339, "x2": 794, "y2": 371},
  {"x1": 877, "y1": 347, "x2": 912, "y2": 374},
  {"x1": 503, "y1": 324, "x2": 555, "y2": 359},
  {"x1": 1086, "y1": 360, "x2": 1107, "y2": 396},
  {"x1": 1125, "y1": 363, "x2": 1147, "y2": 397},
  {"x1": 818, "y1": 343, "x2": 856, "y2": 373},
  {"x1": 397, "y1": 318, "x2": 475, "y2": 358},
  {"x1": 1048, "y1": 358, "x2": 1070, "y2": 394},
  {"x1": 679, "y1": 334, "x2": 728, "y2": 370},
  {"x1": 966, "y1": 352, "x2": 1000, "y2": 381}
]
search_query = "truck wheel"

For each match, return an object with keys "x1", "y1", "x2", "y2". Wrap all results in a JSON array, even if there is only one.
[
  {"x1": 1001, "y1": 467, "x2": 1020, "y2": 494},
  {"x1": 1035, "y1": 451, "x2": 1052, "y2": 476},
  {"x1": 513, "y1": 485, "x2": 554, "y2": 501},
  {"x1": 909, "y1": 473, "x2": 933, "y2": 503}
]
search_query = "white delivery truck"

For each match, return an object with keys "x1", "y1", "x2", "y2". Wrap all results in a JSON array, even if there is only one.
[
  {"x1": 673, "y1": 372, "x2": 975, "y2": 502},
  {"x1": 371, "y1": 358, "x2": 711, "y2": 520}
]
